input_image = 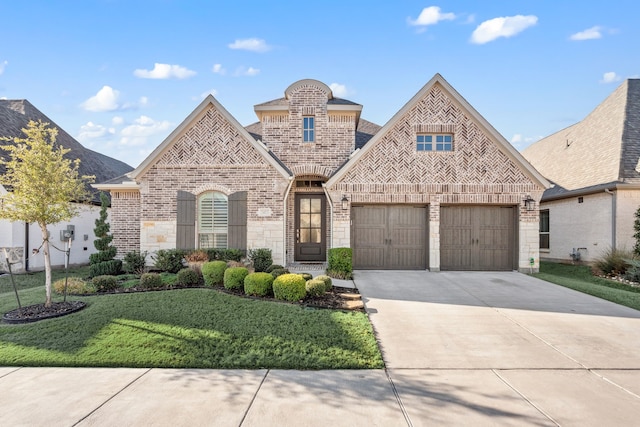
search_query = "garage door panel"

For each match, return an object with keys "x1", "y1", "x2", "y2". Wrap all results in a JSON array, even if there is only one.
[{"x1": 353, "y1": 248, "x2": 385, "y2": 269}]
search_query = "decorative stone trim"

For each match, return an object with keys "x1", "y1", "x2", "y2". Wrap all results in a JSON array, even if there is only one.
[{"x1": 193, "y1": 183, "x2": 233, "y2": 196}]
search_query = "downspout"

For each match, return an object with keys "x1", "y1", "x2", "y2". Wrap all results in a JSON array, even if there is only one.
[
  {"x1": 24, "y1": 222, "x2": 29, "y2": 271},
  {"x1": 605, "y1": 188, "x2": 616, "y2": 250},
  {"x1": 322, "y1": 184, "x2": 334, "y2": 253},
  {"x1": 282, "y1": 178, "x2": 294, "y2": 266}
]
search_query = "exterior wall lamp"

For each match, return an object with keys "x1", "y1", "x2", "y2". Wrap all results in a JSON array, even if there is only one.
[
  {"x1": 341, "y1": 195, "x2": 349, "y2": 210},
  {"x1": 523, "y1": 195, "x2": 535, "y2": 211}
]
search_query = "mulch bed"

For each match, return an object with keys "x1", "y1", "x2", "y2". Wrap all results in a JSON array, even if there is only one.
[{"x1": 2, "y1": 301, "x2": 86, "y2": 324}]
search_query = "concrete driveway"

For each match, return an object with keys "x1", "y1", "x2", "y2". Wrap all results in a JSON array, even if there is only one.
[{"x1": 355, "y1": 270, "x2": 640, "y2": 426}]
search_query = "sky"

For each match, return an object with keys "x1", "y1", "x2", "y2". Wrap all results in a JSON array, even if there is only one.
[{"x1": 1, "y1": 1, "x2": 639, "y2": 169}]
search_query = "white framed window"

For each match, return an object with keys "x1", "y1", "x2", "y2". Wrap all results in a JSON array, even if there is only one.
[
  {"x1": 417, "y1": 134, "x2": 453, "y2": 151},
  {"x1": 303, "y1": 116, "x2": 315, "y2": 142},
  {"x1": 539, "y1": 209, "x2": 549, "y2": 250},
  {"x1": 198, "y1": 192, "x2": 228, "y2": 249}
]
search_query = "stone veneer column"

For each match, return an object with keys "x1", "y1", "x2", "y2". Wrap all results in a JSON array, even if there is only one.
[{"x1": 428, "y1": 197, "x2": 441, "y2": 271}]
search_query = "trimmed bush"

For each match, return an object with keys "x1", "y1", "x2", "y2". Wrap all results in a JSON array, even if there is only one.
[
  {"x1": 139, "y1": 272, "x2": 163, "y2": 289},
  {"x1": 92, "y1": 275, "x2": 120, "y2": 292},
  {"x1": 273, "y1": 273, "x2": 306, "y2": 302},
  {"x1": 249, "y1": 248, "x2": 272, "y2": 272},
  {"x1": 315, "y1": 274, "x2": 333, "y2": 292},
  {"x1": 153, "y1": 249, "x2": 185, "y2": 274},
  {"x1": 244, "y1": 272, "x2": 274, "y2": 297},
  {"x1": 266, "y1": 264, "x2": 285, "y2": 273},
  {"x1": 327, "y1": 247, "x2": 353, "y2": 279},
  {"x1": 53, "y1": 277, "x2": 94, "y2": 295},
  {"x1": 176, "y1": 267, "x2": 204, "y2": 287},
  {"x1": 305, "y1": 279, "x2": 326, "y2": 297},
  {"x1": 298, "y1": 272, "x2": 313, "y2": 281},
  {"x1": 123, "y1": 250, "x2": 148, "y2": 275},
  {"x1": 89, "y1": 259, "x2": 122, "y2": 278},
  {"x1": 224, "y1": 267, "x2": 249, "y2": 291},
  {"x1": 270, "y1": 268, "x2": 289, "y2": 278},
  {"x1": 202, "y1": 260, "x2": 227, "y2": 286}
]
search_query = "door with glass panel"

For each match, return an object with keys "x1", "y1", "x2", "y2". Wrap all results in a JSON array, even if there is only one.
[{"x1": 295, "y1": 194, "x2": 326, "y2": 261}]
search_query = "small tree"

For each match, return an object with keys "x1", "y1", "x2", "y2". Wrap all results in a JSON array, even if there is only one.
[
  {"x1": 634, "y1": 206, "x2": 640, "y2": 256},
  {"x1": 0, "y1": 121, "x2": 92, "y2": 307},
  {"x1": 89, "y1": 192, "x2": 121, "y2": 277}
]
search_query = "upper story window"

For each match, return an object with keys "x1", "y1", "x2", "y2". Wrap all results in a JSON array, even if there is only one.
[
  {"x1": 303, "y1": 116, "x2": 315, "y2": 142},
  {"x1": 198, "y1": 192, "x2": 228, "y2": 249},
  {"x1": 417, "y1": 134, "x2": 453, "y2": 151},
  {"x1": 539, "y1": 209, "x2": 550, "y2": 250}
]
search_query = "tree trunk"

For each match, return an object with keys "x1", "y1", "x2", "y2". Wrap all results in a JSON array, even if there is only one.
[{"x1": 40, "y1": 223, "x2": 52, "y2": 308}]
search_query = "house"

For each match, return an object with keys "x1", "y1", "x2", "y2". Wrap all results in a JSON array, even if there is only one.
[
  {"x1": 0, "y1": 99, "x2": 133, "y2": 272},
  {"x1": 523, "y1": 79, "x2": 640, "y2": 263},
  {"x1": 94, "y1": 74, "x2": 549, "y2": 272}
]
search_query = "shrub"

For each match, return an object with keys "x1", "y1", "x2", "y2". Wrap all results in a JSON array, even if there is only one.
[
  {"x1": 594, "y1": 247, "x2": 634, "y2": 276},
  {"x1": 305, "y1": 279, "x2": 327, "y2": 297},
  {"x1": 92, "y1": 275, "x2": 120, "y2": 292},
  {"x1": 270, "y1": 268, "x2": 289, "y2": 278},
  {"x1": 153, "y1": 249, "x2": 185, "y2": 274},
  {"x1": 202, "y1": 260, "x2": 227, "y2": 286},
  {"x1": 315, "y1": 274, "x2": 333, "y2": 292},
  {"x1": 244, "y1": 272, "x2": 274, "y2": 297},
  {"x1": 248, "y1": 248, "x2": 272, "y2": 272},
  {"x1": 205, "y1": 248, "x2": 245, "y2": 262},
  {"x1": 176, "y1": 267, "x2": 204, "y2": 287},
  {"x1": 89, "y1": 259, "x2": 122, "y2": 278},
  {"x1": 266, "y1": 264, "x2": 284, "y2": 273},
  {"x1": 273, "y1": 273, "x2": 306, "y2": 302},
  {"x1": 123, "y1": 250, "x2": 148, "y2": 275},
  {"x1": 185, "y1": 250, "x2": 209, "y2": 263},
  {"x1": 298, "y1": 272, "x2": 313, "y2": 281},
  {"x1": 53, "y1": 277, "x2": 94, "y2": 295},
  {"x1": 327, "y1": 247, "x2": 353, "y2": 279},
  {"x1": 139, "y1": 272, "x2": 163, "y2": 289},
  {"x1": 224, "y1": 267, "x2": 249, "y2": 291}
]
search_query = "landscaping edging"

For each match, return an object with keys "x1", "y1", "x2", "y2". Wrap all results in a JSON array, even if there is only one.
[{"x1": 2, "y1": 301, "x2": 87, "y2": 324}]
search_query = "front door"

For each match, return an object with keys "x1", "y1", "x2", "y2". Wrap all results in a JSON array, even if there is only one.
[{"x1": 295, "y1": 194, "x2": 326, "y2": 261}]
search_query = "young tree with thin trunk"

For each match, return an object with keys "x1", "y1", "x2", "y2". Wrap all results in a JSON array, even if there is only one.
[{"x1": 0, "y1": 120, "x2": 92, "y2": 307}]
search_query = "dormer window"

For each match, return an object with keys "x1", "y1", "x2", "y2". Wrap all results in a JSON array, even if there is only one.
[{"x1": 303, "y1": 116, "x2": 315, "y2": 142}]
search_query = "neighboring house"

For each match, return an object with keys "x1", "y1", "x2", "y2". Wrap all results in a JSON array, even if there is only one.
[
  {"x1": 95, "y1": 74, "x2": 549, "y2": 272},
  {"x1": 523, "y1": 79, "x2": 640, "y2": 263},
  {"x1": 0, "y1": 100, "x2": 133, "y2": 272}
]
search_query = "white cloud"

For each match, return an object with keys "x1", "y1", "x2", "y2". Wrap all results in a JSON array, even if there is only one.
[
  {"x1": 133, "y1": 63, "x2": 196, "y2": 79},
  {"x1": 511, "y1": 134, "x2": 523, "y2": 144},
  {"x1": 192, "y1": 89, "x2": 218, "y2": 100},
  {"x1": 212, "y1": 63, "x2": 226, "y2": 74},
  {"x1": 120, "y1": 115, "x2": 172, "y2": 147},
  {"x1": 228, "y1": 38, "x2": 272, "y2": 53},
  {"x1": 234, "y1": 66, "x2": 261, "y2": 77},
  {"x1": 112, "y1": 116, "x2": 124, "y2": 125},
  {"x1": 408, "y1": 6, "x2": 456, "y2": 27},
  {"x1": 77, "y1": 121, "x2": 115, "y2": 142},
  {"x1": 329, "y1": 83, "x2": 349, "y2": 98},
  {"x1": 0, "y1": 60, "x2": 7, "y2": 75},
  {"x1": 470, "y1": 15, "x2": 538, "y2": 44},
  {"x1": 601, "y1": 71, "x2": 622, "y2": 84},
  {"x1": 81, "y1": 86, "x2": 120, "y2": 112},
  {"x1": 570, "y1": 26, "x2": 603, "y2": 41}
]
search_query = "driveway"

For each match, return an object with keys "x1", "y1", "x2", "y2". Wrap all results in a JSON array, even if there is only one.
[{"x1": 355, "y1": 270, "x2": 640, "y2": 426}]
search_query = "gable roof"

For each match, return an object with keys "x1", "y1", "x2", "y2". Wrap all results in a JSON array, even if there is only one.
[
  {"x1": 327, "y1": 73, "x2": 550, "y2": 188},
  {"x1": 128, "y1": 95, "x2": 291, "y2": 181},
  {"x1": 0, "y1": 99, "x2": 133, "y2": 197},
  {"x1": 523, "y1": 79, "x2": 640, "y2": 191}
]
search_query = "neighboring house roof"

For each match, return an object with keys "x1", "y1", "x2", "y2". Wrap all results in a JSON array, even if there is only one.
[
  {"x1": 327, "y1": 73, "x2": 550, "y2": 189},
  {"x1": 0, "y1": 99, "x2": 133, "y2": 194},
  {"x1": 523, "y1": 79, "x2": 640, "y2": 192}
]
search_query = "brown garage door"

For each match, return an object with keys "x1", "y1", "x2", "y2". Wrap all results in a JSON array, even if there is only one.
[
  {"x1": 352, "y1": 205, "x2": 427, "y2": 269},
  {"x1": 440, "y1": 206, "x2": 516, "y2": 271}
]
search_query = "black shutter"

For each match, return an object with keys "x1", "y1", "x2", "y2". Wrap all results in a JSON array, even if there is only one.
[
  {"x1": 228, "y1": 191, "x2": 247, "y2": 250},
  {"x1": 176, "y1": 191, "x2": 196, "y2": 250}
]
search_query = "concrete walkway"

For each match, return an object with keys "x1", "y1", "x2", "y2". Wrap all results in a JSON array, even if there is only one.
[{"x1": 1, "y1": 271, "x2": 640, "y2": 426}]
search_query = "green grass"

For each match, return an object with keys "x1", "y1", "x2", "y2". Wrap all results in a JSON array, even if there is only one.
[
  {"x1": 534, "y1": 262, "x2": 640, "y2": 311},
  {"x1": 0, "y1": 268, "x2": 382, "y2": 369}
]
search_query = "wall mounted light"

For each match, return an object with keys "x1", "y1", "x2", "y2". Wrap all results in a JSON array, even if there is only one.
[
  {"x1": 523, "y1": 195, "x2": 535, "y2": 211},
  {"x1": 341, "y1": 195, "x2": 349, "y2": 210}
]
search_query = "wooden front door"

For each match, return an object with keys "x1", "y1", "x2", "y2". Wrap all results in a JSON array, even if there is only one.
[{"x1": 295, "y1": 194, "x2": 326, "y2": 261}]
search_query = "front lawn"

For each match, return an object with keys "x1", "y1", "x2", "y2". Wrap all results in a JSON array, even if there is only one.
[
  {"x1": 0, "y1": 269, "x2": 382, "y2": 369},
  {"x1": 534, "y1": 262, "x2": 640, "y2": 311}
]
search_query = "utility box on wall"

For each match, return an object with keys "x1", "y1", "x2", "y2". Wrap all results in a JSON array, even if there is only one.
[{"x1": 59, "y1": 225, "x2": 75, "y2": 241}]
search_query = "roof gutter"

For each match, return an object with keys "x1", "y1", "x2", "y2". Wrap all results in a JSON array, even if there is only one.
[{"x1": 542, "y1": 182, "x2": 640, "y2": 202}]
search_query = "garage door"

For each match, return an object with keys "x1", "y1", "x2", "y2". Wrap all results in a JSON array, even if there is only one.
[
  {"x1": 352, "y1": 205, "x2": 427, "y2": 269},
  {"x1": 440, "y1": 206, "x2": 516, "y2": 271}
]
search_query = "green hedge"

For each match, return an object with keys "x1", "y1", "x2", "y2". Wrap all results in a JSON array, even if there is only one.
[
  {"x1": 177, "y1": 268, "x2": 203, "y2": 287},
  {"x1": 244, "y1": 272, "x2": 274, "y2": 297},
  {"x1": 249, "y1": 248, "x2": 272, "y2": 272},
  {"x1": 139, "y1": 272, "x2": 163, "y2": 289},
  {"x1": 327, "y1": 247, "x2": 353, "y2": 279},
  {"x1": 305, "y1": 279, "x2": 326, "y2": 297},
  {"x1": 224, "y1": 267, "x2": 249, "y2": 291},
  {"x1": 273, "y1": 273, "x2": 307, "y2": 302},
  {"x1": 153, "y1": 249, "x2": 185, "y2": 273},
  {"x1": 92, "y1": 275, "x2": 119, "y2": 292},
  {"x1": 202, "y1": 261, "x2": 227, "y2": 286},
  {"x1": 315, "y1": 274, "x2": 333, "y2": 292},
  {"x1": 89, "y1": 259, "x2": 122, "y2": 278}
]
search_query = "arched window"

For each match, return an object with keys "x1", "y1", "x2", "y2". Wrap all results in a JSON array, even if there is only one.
[{"x1": 198, "y1": 192, "x2": 228, "y2": 248}]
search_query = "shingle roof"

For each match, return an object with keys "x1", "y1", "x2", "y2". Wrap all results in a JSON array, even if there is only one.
[
  {"x1": 254, "y1": 96, "x2": 361, "y2": 108},
  {"x1": 0, "y1": 100, "x2": 133, "y2": 196},
  {"x1": 523, "y1": 79, "x2": 640, "y2": 191}
]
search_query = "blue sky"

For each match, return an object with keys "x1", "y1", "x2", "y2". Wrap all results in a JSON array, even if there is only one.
[{"x1": 1, "y1": 1, "x2": 638, "y2": 168}]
